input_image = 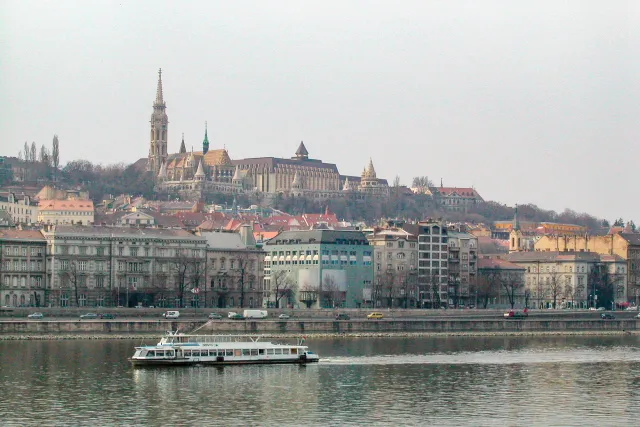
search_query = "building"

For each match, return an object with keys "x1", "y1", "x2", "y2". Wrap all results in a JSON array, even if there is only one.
[
  {"x1": 264, "y1": 230, "x2": 373, "y2": 309},
  {"x1": 0, "y1": 230, "x2": 47, "y2": 307},
  {"x1": 429, "y1": 184, "x2": 483, "y2": 213},
  {"x1": 141, "y1": 70, "x2": 388, "y2": 200},
  {"x1": 0, "y1": 192, "x2": 38, "y2": 225},
  {"x1": 477, "y1": 257, "x2": 526, "y2": 308},
  {"x1": 200, "y1": 226, "x2": 265, "y2": 309},
  {"x1": 505, "y1": 251, "x2": 627, "y2": 309},
  {"x1": 508, "y1": 206, "x2": 539, "y2": 253},
  {"x1": 534, "y1": 233, "x2": 640, "y2": 301},
  {"x1": 447, "y1": 231, "x2": 478, "y2": 307},
  {"x1": 41, "y1": 225, "x2": 207, "y2": 307},
  {"x1": 38, "y1": 199, "x2": 95, "y2": 225},
  {"x1": 366, "y1": 225, "x2": 418, "y2": 308},
  {"x1": 494, "y1": 219, "x2": 585, "y2": 239},
  {"x1": 403, "y1": 220, "x2": 449, "y2": 308}
]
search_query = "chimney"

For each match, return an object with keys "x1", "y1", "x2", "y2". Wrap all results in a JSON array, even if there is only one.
[{"x1": 239, "y1": 224, "x2": 256, "y2": 247}]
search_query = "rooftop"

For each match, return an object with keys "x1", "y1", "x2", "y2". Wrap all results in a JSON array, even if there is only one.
[{"x1": 266, "y1": 229, "x2": 370, "y2": 245}]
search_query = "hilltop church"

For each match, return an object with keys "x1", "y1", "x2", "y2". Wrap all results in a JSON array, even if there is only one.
[{"x1": 143, "y1": 69, "x2": 389, "y2": 200}]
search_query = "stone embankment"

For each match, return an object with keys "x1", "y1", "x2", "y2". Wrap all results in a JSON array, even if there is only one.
[{"x1": 1, "y1": 317, "x2": 638, "y2": 339}]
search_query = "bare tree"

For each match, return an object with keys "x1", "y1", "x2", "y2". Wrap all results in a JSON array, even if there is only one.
[
  {"x1": 270, "y1": 270, "x2": 296, "y2": 308},
  {"x1": 322, "y1": 275, "x2": 343, "y2": 308},
  {"x1": 377, "y1": 270, "x2": 395, "y2": 307},
  {"x1": 232, "y1": 251, "x2": 258, "y2": 308},
  {"x1": 477, "y1": 270, "x2": 500, "y2": 309},
  {"x1": 188, "y1": 259, "x2": 206, "y2": 307},
  {"x1": 426, "y1": 270, "x2": 442, "y2": 309},
  {"x1": 61, "y1": 261, "x2": 80, "y2": 307},
  {"x1": 171, "y1": 254, "x2": 194, "y2": 308},
  {"x1": 412, "y1": 176, "x2": 433, "y2": 193},
  {"x1": 398, "y1": 269, "x2": 418, "y2": 309},
  {"x1": 298, "y1": 280, "x2": 319, "y2": 309},
  {"x1": 500, "y1": 271, "x2": 524, "y2": 309},
  {"x1": 547, "y1": 268, "x2": 563, "y2": 309}
]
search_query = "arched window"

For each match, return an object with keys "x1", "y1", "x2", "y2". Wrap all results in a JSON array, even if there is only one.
[{"x1": 20, "y1": 295, "x2": 25, "y2": 306}]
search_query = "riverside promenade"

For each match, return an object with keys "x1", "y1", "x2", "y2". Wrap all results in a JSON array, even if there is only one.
[{"x1": 1, "y1": 308, "x2": 639, "y2": 338}]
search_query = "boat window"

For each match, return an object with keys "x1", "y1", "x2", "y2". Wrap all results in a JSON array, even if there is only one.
[
  {"x1": 274, "y1": 349, "x2": 282, "y2": 355},
  {"x1": 139, "y1": 350, "x2": 148, "y2": 357},
  {"x1": 291, "y1": 348, "x2": 298, "y2": 355},
  {"x1": 283, "y1": 348, "x2": 290, "y2": 355},
  {"x1": 234, "y1": 349, "x2": 241, "y2": 357},
  {"x1": 258, "y1": 349, "x2": 265, "y2": 355},
  {"x1": 148, "y1": 350, "x2": 156, "y2": 357},
  {"x1": 194, "y1": 351, "x2": 202, "y2": 357},
  {"x1": 184, "y1": 350, "x2": 191, "y2": 357},
  {"x1": 267, "y1": 349, "x2": 275, "y2": 355},
  {"x1": 242, "y1": 349, "x2": 250, "y2": 356},
  {"x1": 250, "y1": 349, "x2": 258, "y2": 356},
  {"x1": 226, "y1": 350, "x2": 234, "y2": 356}
]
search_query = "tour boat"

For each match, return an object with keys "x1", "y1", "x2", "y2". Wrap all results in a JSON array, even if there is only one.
[{"x1": 130, "y1": 331, "x2": 319, "y2": 366}]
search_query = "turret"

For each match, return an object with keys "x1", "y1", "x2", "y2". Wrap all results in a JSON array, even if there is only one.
[{"x1": 202, "y1": 121, "x2": 209, "y2": 155}]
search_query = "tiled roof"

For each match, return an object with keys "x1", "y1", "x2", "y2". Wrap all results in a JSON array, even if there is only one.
[
  {"x1": 478, "y1": 258, "x2": 525, "y2": 270},
  {"x1": 0, "y1": 229, "x2": 45, "y2": 241},
  {"x1": 49, "y1": 225, "x2": 205, "y2": 241},
  {"x1": 506, "y1": 251, "x2": 625, "y2": 263},
  {"x1": 39, "y1": 200, "x2": 94, "y2": 212},
  {"x1": 232, "y1": 157, "x2": 339, "y2": 172}
]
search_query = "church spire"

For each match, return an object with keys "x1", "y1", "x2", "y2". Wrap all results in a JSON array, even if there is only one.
[
  {"x1": 179, "y1": 133, "x2": 186, "y2": 154},
  {"x1": 203, "y1": 121, "x2": 209, "y2": 155},
  {"x1": 155, "y1": 68, "x2": 164, "y2": 105}
]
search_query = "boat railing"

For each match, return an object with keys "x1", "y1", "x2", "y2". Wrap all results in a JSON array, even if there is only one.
[{"x1": 160, "y1": 334, "x2": 270, "y2": 345}]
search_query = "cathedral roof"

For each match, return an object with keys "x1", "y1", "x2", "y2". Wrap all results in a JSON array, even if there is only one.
[
  {"x1": 295, "y1": 141, "x2": 308, "y2": 157},
  {"x1": 232, "y1": 165, "x2": 241, "y2": 181},
  {"x1": 155, "y1": 68, "x2": 164, "y2": 105},
  {"x1": 202, "y1": 149, "x2": 232, "y2": 166},
  {"x1": 194, "y1": 160, "x2": 205, "y2": 177},
  {"x1": 179, "y1": 133, "x2": 186, "y2": 154},
  {"x1": 232, "y1": 157, "x2": 339, "y2": 172},
  {"x1": 362, "y1": 158, "x2": 377, "y2": 179}
]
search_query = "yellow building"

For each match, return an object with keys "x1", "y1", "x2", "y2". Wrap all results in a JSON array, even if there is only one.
[
  {"x1": 38, "y1": 200, "x2": 95, "y2": 225},
  {"x1": 534, "y1": 233, "x2": 640, "y2": 301}
]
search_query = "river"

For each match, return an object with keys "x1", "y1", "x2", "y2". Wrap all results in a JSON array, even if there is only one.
[{"x1": 1, "y1": 335, "x2": 640, "y2": 426}]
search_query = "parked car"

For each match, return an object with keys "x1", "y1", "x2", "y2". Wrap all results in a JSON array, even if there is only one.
[
  {"x1": 27, "y1": 312, "x2": 43, "y2": 319},
  {"x1": 367, "y1": 312, "x2": 384, "y2": 319},
  {"x1": 208, "y1": 313, "x2": 223, "y2": 320},
  {"x1": 504, "y1": 310, "x2": 528, "y2": 319},
  {"x1": 636, "y1": 313, "x2": 640, "y2": 319},
  {"x1": 162, "y1": 311, "x2": 180, "y2": 319},
  {"x1": 597, "y1": 307, "x2": 606, "y2": 311},
  {"x1": 335, "y1": 313, "x2": 350, "y2": 320},
  {"x1": 79, "y1": 313, "x2": 98, "y2": 320},
  {"x1": 99, "y1": 313, "x2": 116, "y2": 319},
  {"x1": 229, "y1": 313, "x2": 245, "y2": 320},
  {"x1": 278, "y1": 314, "x2": 291, "y2": 320},
  {"x1": 601, "y1": 313, "x2": 615, "y2": 320}
]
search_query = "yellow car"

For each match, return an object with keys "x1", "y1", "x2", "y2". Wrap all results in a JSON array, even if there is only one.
[{"x1": 367, "y1": 312, "x2": 384, "y2": 319}]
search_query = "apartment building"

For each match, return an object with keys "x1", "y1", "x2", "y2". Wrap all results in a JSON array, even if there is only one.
[{"x1": 0, "y1": 230, "x2": 47, "y2": 307}]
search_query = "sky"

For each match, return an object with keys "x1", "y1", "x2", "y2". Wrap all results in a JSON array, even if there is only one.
[{"x1": 1, "y1": 1, "x2": 639, "y2": 221}]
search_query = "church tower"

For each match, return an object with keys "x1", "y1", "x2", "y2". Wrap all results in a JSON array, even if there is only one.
[
  {"x1": 509, "y1": 204, "x2": 524, "y2": 253},
  {"x1": 148, "y1": 68, "x2": 168, "y2": 174}
]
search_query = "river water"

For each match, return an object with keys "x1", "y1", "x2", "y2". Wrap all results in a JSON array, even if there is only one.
[{"x1": 2, "y1": 335, "x2": 640, "y2": 426}]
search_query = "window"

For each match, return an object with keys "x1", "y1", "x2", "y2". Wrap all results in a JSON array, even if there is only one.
[
  {"x1": 79, "y1": 294, "x2": 87, "y2": 307},
  {"x1": 96, "y1": 276, "x2": 104, "y2": 288},
  {"x1": 118, "y1": 247, "x2": 124, "y2": 256},
  {"x1": 79, "y1": 261, "x2": 88, "y2": 271},
  {"x1": 97, "y1": 247, "x2": 105, "y2": 256},
  {"x1": 230, "y1": 260, "x2": 235, "y2": 270},
  {"x1": 130, "y1": 248, "x2": 138, "y2": 257},
  {"x1": 79, "y1": 246, "x2": 87, "y2": 255}
]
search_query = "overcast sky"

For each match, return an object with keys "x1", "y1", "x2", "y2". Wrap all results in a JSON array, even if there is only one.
[{"x1": 2, "y1": 1, "x2": 639, "y2": 221}]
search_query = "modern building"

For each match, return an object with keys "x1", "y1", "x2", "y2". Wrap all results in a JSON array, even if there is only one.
[
  {"x1": 264, "y1": 230, "x2": 373, "y2": 309},
  {"x1": 201, "y1": 226, "x2": 265, "y2": 309},
  {"x1": 41, "y1": 225, "x2": 207, "y2": 307},
  {"x1": 0, "y1": 230, "x2": 47, "y2": 307},
  {"x1": 505, "y1": 251, "x2": 627, "y2": 309},
  {"x1": 404, "y1": 220, "x2": 449, "y2": 308},
  {"x1": 0, "y1": 192, "x2": 38, "y2": 225},
  {"x1": 38, "y1": 199, "x2": 95, "y2": 225},
  {"x1": 447, "y1": 231, "x2": 478, "y2": 307},
  {"x1": 367, "y1": 225, "x2": 418, "y2": 308}
]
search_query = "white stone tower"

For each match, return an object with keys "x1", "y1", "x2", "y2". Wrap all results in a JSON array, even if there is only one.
[{"x1": 148, "y1": 68, "x2": 168, "y2": 174}]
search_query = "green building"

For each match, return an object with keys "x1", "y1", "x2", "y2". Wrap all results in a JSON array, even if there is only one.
[{"x1": 264, "y1": 230, "x2": 374, "y2": 308}]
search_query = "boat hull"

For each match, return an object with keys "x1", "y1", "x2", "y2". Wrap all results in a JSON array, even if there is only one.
[{"x1": 130, "y1": 357, "x2": 319, "y2": 367}]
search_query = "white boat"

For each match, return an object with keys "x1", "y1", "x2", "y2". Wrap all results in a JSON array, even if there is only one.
[{"x1": 130, "y1": 331, "x2": 320, "y2": 366}]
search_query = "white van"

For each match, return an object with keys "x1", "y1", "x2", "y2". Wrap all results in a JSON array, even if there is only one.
[
  {"x1": 163, "y1": 311, "x2": 180, "y2": 319},
  {"x1": 243, "y1": 310, "x2": 268, "y2": 319}
]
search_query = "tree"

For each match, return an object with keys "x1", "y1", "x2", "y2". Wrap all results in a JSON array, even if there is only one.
[
  {"x1": 614, "y1": 218, "x2": 624, "y2": 227},
  {"x1": 426, "y1": 270, "x2": 442, "y2": 309},
  {"x1": 411, "y1": 176, "x2": 433, "y2": 193},
  {"x1": 188, "y1": 259, "x2": 206, "y2": 307},
  {"x1": 171, "y1": 253, "x2": 197, "y2": 308},
  {"x1": 30, "y1": 142, "x2": 37, "y2": 167},
  {"x1": 270, "y1": 270, "x2": 296, "y2": 308},
  {"x1": 39, "y1": 144, "x2": 50, "y2": 165},
  {"x1": 547, "y1": 267, "x2": 563, "y2": 309},
  {"x1": 500, "y1": 271, "x2": 524, "y2": 309},
  {"x1": 398, "y1": 269, "x2": 418, "y2": 309},
  {"x1": 377, "y1": 270, "x2": 395, "y2": 307},
  {"x1": 322, "y1": 275, "x2": 343, "y2": 308},
  {"x1": 24, "y1": 142, "x2": 30, "y2": 162},
  {"x1": 629, "y1": 220, "x2": 637, "y2": 232},
  {"x1": 52, "y1": 134, "x2": 60, "y2": 175},
  {"x1": 477, "y1": 270, "x2": 500, "y2": 309},
  {"x1": 232, "y1": 251, "x2": 258, "y2": 308},
  {"x1": 61, "y1": 261, "x2": 81, "y2": 307}
]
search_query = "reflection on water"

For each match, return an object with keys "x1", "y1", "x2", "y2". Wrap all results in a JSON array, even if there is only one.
[{"x1": 1, "y1": 336, "x2": 640, "y2": 426}]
